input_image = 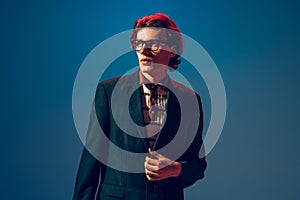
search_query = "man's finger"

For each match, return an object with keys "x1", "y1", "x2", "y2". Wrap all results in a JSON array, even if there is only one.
[
  {"x1": 145, "y1": 162, "x2": 160, "y2": 171},
  {"x1": 145, "y1": 169, "x2": 160, "y2": 177},
  {"x1": 148, "y1": 148, "x2": 162, "y2": 158},
  {"x1": 145, "y1": 156, "x2": 160, "y2": 166}
]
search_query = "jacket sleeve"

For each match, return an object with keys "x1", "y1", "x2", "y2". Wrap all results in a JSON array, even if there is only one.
[
  {"x1": 73, "y1": 147, "x2": 101, "y2": 200},
  {"x1": 178, "y1": 94, "x2": 207, "y2": 188},
  {"x1": 73, "y1": 84, "x2": 110, "y2": 199}
]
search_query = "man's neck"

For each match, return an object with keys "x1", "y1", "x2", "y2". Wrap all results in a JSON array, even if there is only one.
[{"x1": 140, "y1": 71, "x2": 168, "y2": 84}]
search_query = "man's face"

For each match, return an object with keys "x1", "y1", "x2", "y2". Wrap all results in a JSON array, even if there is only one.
[{"x1": 135, "y1": 27, "x2": 175, "y2": 79}]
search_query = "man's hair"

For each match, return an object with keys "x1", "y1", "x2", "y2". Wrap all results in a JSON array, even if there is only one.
[{"x1": 130, "y1": 13, "x2": 184, "y2": 70}]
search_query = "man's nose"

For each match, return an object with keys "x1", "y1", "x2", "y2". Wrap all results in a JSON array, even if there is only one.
[{"x1": 140, "y1": 44, "x2": 152, "y2": 54}]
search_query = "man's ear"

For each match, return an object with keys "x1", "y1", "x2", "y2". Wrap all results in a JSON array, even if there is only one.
[{"x1": 170, "y1": 46, "x2": 176, "y2": 57}]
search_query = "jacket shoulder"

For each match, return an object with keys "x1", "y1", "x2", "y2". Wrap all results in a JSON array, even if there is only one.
[
  {"x1": 97, "y1": 72, "x2": 137, "y2": 88},
  {"x1": 169, "y1": 80, "x2": 200, "y2": 98}
]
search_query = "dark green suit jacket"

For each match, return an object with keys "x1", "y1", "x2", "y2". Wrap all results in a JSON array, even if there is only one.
[{"x1": 73, "y1": 71, "x2": 207, "y2": 200}]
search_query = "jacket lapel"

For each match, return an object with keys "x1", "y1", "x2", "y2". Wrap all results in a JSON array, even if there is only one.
[
  {"x1": 127, "y1": 71, "x2": 149, "y2": 150},
  {"x1": 152, "y1": 80, "x2": 181, "y2": 151}
]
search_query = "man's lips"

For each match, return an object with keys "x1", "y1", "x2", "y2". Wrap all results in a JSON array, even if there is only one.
[{"x1": 140, "y1": 58, "x2": 152, "y2": 63}]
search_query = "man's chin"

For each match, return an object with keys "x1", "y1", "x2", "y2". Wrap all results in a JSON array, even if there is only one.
[{"x1": 140, "y1": 65, "x2": 156, "y2": 72}]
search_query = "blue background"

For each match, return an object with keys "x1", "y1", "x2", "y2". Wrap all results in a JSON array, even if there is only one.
[{"x1": 2, "y1": 0, "x2": 300, "y2": 199}]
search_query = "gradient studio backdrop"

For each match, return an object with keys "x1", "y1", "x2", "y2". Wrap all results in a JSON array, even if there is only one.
[{"x1": 2, "y1": 0, "x2": 300, "y2": 199}]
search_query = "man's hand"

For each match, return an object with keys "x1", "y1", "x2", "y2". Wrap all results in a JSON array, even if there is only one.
[{"x1": 144, "y1": 148, "x2": 182, "y2": 181}]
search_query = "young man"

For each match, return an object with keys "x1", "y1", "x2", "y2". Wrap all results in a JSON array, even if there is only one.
[{"x1": 73, "y1": 13, "x2": 207, "y2": 200}]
